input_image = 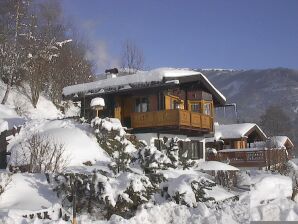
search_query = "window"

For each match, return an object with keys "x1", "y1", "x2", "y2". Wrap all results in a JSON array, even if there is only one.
[
  {"x1": 203, "y1": 102, "x2": 212, "y2": 115},
  {"x1": 168, "y1": 95, "x2": 184, "y2": 110},
  {"x1": 135, "y1": 97, "x2": 149, "y2": 112},
  {"x1": 188, "y1": 100, "x2": 202, "y2": 113},
  {"x1": 171, "y1": 99, "x2": 180, "y2": 109},
  {"x1": 190, "y1": 103, "x2": 201, "y2": 112}
]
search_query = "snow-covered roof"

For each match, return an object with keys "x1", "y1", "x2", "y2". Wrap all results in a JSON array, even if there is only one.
[
  {"x1": 0, "y1": 119, "x2": 8, "y2": 133},
  {"x1": 206, "y1": 123, "x2": 267, "y2": 142},
  {"x1": 268, "y1": 136, "x2": 294, "y2": 149},
  {"x1": 63, "y1": 68, "x2": 226, "y2": 106}
]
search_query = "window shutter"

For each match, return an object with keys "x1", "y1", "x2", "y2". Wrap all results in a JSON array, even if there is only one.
[{"x1": 184, "y1": 142, "x2": 191, "y2": 159}]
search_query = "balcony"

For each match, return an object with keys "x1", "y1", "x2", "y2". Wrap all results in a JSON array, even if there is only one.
[
  {"x1": 207, "y1": 148, "x2": 288, "y2": 168},
  {"x1": 130, "y1": 109, "x2": 213, "y2": 133}
]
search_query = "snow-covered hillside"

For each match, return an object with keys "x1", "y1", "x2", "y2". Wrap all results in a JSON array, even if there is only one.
[{"x1": 0, "y1": 80, "x2": 297, "y2": 223}]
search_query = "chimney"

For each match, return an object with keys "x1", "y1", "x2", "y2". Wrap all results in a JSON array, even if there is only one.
[{"x1": 105, "y1": 68, "x2": 118, "y2": 79}]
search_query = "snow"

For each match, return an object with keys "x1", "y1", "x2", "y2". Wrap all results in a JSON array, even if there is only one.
[
  {"x1": 91, "y1": 117, "x2": 126, "y2": 136},
  {"x1": 0, "y1": 173, "x2": 59, "y2": 214},
  {"x1": 250, "y1": 171, "x2": 298, "y2": 221},
  {"x1": 75, "y1": 197, "x2": 249, "y2": 224},
  {"x1": 64, "y1": 101, "x2": 81, "y2": 117},
  {"x1": 194, "y1": 161, "x2": 239, "y2": 171},
  {"x1": 90, "y1": 97, "x2": 105, "y2": 108},
  {"x1": 8, "y1": 119, "x2": 111, "y2": 167},
  {"x1": 0, "y1": 119, "x2": 8, "y2": 133},
  {"x1": 219, "y1": 148, "x2": 265, "y2": 153},
  {"x1": 0, "y1": 104, "x2": 24, "y2": 130},
  {"x1": 250, "y1": 172, "x2": 292, "y2": 207},
  {"x1": 95, "y1": 172, "x2": 153, "y2": 207},
  {"x1": 159, "y1": 169, "x2": 236, "y2": 204},
  {"x1": 63, "y1": 67, "x2": 226, "y2": 103},
  {"x1": 0, "y1": 81, "x2": 62, "y2": 121},
  {"x1": 207, "y1": 123, "x2": 267, "y2": 142},
  {"x1": 268, "y1": 136, "x2": 294, "y2": 149}
]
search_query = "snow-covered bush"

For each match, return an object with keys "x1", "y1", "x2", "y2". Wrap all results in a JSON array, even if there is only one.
[
  {"x1": 61, "y1": 100, "x2": 81, "y2": 118},
  {"x1": 138, "y1": 146, "x2": 172, "y2": 173},
  {"x1": 54, "y1": 171, "x2": 157, "y2": 220},
  {"x1": 91, "y1": 117, "x2": 141, "y2": 174},
  {"x1": 0, "y1": 172, "x2": 12, "y2": 195},
  {"x1": 161, "y1": 174, "x2": 216, "y2": 207},
  {"x1": 155, "y1": 137, "x2": 195, "y2": 169},
  {"x1": 162, "y1": 137, "x2": 180, "y2": 167}
]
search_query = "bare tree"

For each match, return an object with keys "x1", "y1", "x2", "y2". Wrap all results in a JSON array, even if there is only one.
[
  {"x1": 0, "y1": 0, "x2": 30, "y2": 104},
  {"x1": 120, "y1": 39, "x2": 144, "y2": 74},
  {"x1": 19, "y1": 133, "x2": 68, "y2": 173},
  {"x1": 0, "y1": 0, "x2": 95, "y2": 108},
  {"x1": 260, "y1": 105, "x2": 292, "y2": 137}
]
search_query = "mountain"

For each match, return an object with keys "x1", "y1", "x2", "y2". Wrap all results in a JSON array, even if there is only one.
[{"x1": 199, "y1": 68, "x2": 298, "y2": 124}]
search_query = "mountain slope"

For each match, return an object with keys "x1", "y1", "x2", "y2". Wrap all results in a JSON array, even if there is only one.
[{"x1": 199, "y1": 68, "x2": 298, "y2": 123}]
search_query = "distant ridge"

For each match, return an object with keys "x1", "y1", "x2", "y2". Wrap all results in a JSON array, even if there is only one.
[{"x1": 197, "y1": 68, "x2": 298, "y2": 123}]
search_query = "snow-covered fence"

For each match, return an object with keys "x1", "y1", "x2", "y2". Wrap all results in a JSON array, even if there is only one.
[{"x1": 212, "y1": 148, "x2": 288, "y2": 169}]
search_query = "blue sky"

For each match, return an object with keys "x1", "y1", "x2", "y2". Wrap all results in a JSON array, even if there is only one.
[{"x1": 61, "y1": 0, "x2": 298, "y2": 73}]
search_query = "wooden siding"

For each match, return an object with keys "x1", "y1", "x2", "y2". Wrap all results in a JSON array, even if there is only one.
[
  {"x1": 131, "y1": 109, "x2": 213, "y2": 132},
  {"x1": 114, "y1": 96, "x2": 122, "y2": 120},
  {"x1": 149, "y1": 95, "x2": 158, "y2": 111},
  {"x1": 233, "y1": 140, "x2": 247, "y2": 149},
  {"x1": 122, "y1": 98, "x2": 134, "y2": 118}
]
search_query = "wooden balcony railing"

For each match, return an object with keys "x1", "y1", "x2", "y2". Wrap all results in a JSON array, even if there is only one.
[
  {"x1": 131, "y1": 109, "x2": 213, "y2": 131},
  {"x1": 207, "y1": 148, "x2": 288, "y2": 168}
]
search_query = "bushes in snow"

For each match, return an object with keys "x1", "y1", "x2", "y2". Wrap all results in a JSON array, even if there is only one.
[
  {"x1": 11, "y1": 133, "x2": 67, "y2": 173},
  {"x1": 91, "y1": 117, "x2": 136, "y2": 174},
  {"x1": 54, "y1": 171, "x2": 157, "y2": 220},
  {"x1": 0, "y1": 172, "x2": 12, "y2": 195},
  {"x1": 138, "y1": 146, "x2": 172, "y2": 173},
  {"x1": 161, "y1": 174, "x2": 216, "y2": 207}
]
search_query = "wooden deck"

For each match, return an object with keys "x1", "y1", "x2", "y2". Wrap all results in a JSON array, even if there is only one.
[
  {"x1": 131, "y1": 109, "x2": 213, "y2": 132},
  {"x1": 208, "y1": 148, "x2": 288, "y2": 168}
]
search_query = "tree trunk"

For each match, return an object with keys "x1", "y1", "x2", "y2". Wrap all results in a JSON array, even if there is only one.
[{"x1": 1, "y1": 84, "x2": 11, "y2": 104}]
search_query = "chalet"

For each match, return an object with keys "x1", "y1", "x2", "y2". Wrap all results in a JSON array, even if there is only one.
[
  {"x1": 63, "y1": 68, "x2": 226, "y2": 160},
  {"x1": 267, "y1": 136, "x2": 294, "y2": 159},
  {"x1": 205, "y1": 123, "x2": 267, "y2": 151},
  {"x1": 205, "y1": 123, "x2": 294, "y2": 168}
]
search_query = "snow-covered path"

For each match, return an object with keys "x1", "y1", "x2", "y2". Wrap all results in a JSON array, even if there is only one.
[{"x1": 0, "y1": 173, "x2": 59, "y2": 215}]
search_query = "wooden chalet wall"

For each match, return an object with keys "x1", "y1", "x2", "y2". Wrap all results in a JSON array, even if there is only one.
[{"x1": 79, "y1": 84, "x2": 216, "y2": 134}]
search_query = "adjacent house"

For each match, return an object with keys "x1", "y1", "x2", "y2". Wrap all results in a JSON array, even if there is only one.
[
  {"x1": 63, "y1": 68, "x2": 226, "y2": 160},
  {"x1": 205, "y1": 123, "x2": 294, "y2": 168},
  {"x1": 205, "y1": 123, "x2": 267, "y2": 151},
  {"x1": 267, "y1": 136, "x2": 295, "y2": 159}
]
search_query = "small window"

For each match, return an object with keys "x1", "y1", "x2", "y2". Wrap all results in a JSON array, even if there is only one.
[
  {"x1": 171, "y1": 99, "x2": 180, "y2": 109},
  {"x1": 191, "y1": 103, "x2": 200, "y2": 112},
  {"x1": 203, "y1": 102, "x2": 212, "y2": 115},
  {"x1": 135, "y1": 97, "x2": 149, "y2": 112}
]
